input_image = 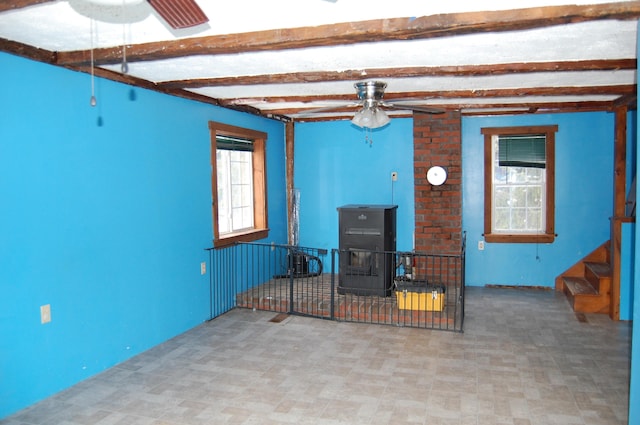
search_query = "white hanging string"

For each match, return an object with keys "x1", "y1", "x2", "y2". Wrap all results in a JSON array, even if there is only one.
[
  {"x1": 90, "y1": 18, "x2": 97, "y2": 107},
  {"x1": 364, "y1": 127, "x2": 373, "y2": 147},
  {"x1": 121, "y1": 0, "x2": 128, "y2": 74}
]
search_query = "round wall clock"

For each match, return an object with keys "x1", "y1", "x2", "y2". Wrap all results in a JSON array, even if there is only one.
[{"x1": 426, "y1": 166, "x2": 447, "y2": 186}]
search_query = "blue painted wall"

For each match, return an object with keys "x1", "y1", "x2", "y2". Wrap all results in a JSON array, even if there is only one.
[
  {"x1": 2, "y1": 48, "x2": 637, "y2": 421},
  {"x1": 462, "y1": 113, "x2": 614, "y2": 287},
  {"x1": 0, "y1": 53, "x2": 287, "y2": 418},
  {"x1": 622, "y1": 112, "x2": 637, "y2": 322},
  {"x1": 296, "y1": 113, "x2": 618, "y2": 289},
  {"x1": 621, "y1": 223, "x2": 635, "y2": 321},
  {"x1": 294, "y1": 119, "x2": 415, "y2": 251},
  {"x1": 626, "y1": 21, "x2": 640, "y2": 425}
]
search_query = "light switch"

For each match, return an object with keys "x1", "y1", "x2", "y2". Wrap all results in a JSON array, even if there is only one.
[{"x1": 40, "y1": 304, "x2": 51, "y2": 324}]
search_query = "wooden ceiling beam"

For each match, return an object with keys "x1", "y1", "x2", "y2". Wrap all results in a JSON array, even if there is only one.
[
  {"x1": 264, "y1": 99, "x2": 615, "y2": 116},
  {"x1": 76, "y1": 65, "x2": 291, "y2": 120},
  {"x1": 55, "y1": 2, "x2": 640, "y2": 66},
  {"x1": 295, "y1": 104, "x2": 619, "y2": 120},
  {"x1": 0, "y1": 0, "x2": 55, "y2": 12},
  {"x1": 0, "y1": 36, "x2": 290, "y2": 121},
  {"x1": 613, "y1": 92, "x2": 637, "y2": 109},
  {"x1": 221, "y1": 85, "x2": 636, "y2": 107},
  {"x1": 0, "y1": 37, "x2": 57, "y2": 63},
  {"x1": 291, "y1": 101, "x2": 618, "y2": 120},
  {"x1": 158, "y1": 59, "x2": 637, "y2": 89},
  {"x1": 449, "y1": 100, "x2": 614, "y2": 110},
  {"x1": 460, "y1": 106, "x2": 613, "y2": 116},
  {"x1": 410, "y1": 85, "x2": 637, "y2": 98}
]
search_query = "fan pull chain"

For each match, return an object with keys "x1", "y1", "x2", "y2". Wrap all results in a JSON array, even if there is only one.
[
  {"x1": 121, "y1": 30, "x2": 128, "y2": 73},
  {"x1": 364, "y1": 128, "x2": 373, "y2": 147},
  {"x1": 90, "y1": 18, "x2": 97, "y2": 107},
  {"x1": 121, "y1": 1, "x2": 129, "y2": 74}
]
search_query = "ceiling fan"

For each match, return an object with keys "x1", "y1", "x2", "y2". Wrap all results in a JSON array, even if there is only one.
[
  {"x1": 69, "y1": 0, "x2": 208, "y2": 29},
  {"x1": 300, "y1": 81, "x2": 444, "y2": 129}
]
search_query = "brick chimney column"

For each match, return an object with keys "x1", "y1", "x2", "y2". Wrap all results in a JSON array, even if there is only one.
[{"x1": 413, "y1": 111, "x2": 463, "y2": 254}]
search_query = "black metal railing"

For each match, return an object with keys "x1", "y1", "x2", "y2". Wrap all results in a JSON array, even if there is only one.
[
  {"x1": 207, "y1": 235, "x2": 466, "y2": 332},
  {"x1": 206, "y1": 243, "x2": 329, "y2": 319},
  {"x1": 332, "y1": 246, "x2": 465, "y2": 331}
]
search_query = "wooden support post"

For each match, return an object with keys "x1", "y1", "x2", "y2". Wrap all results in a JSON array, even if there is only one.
[
  {"x1": 286, "y1": 121, "x2": 295, "y2": 245},
  {"x1": 610, "y1": 105, "x2": 627, "y2": 321}
]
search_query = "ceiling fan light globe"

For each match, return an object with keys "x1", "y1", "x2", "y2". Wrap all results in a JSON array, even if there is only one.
[
  {"x1": 351, "y1": 108, "x2": 373, "y2": 128},
  {"x1": 372, "y1": 109, "x2": 390, "y2": 128},
  {"x1": 352, "y1": 107, "x2": 389, "y2": 129}
]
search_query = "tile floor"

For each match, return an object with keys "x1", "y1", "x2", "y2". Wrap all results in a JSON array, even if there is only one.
[{"x1": 1, "y1": 287, "x2": 631, "y2": 425}]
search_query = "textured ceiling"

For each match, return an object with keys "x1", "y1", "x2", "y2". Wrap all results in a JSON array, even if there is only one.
[{"x1": 1, "y1": 0, "x2": 638, "y2": 122}]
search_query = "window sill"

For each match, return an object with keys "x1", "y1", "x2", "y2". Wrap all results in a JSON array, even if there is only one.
[
  {"x1": 484, "y1": 233, "x2": 555, "y2": 244},
  {"x1": 213, "y1": 228, "x2": 269, "y2": 249}
]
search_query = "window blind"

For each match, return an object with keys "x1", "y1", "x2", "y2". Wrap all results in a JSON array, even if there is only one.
[
  {"x1": 216, "y1": 135, "x2": 254, "y2": 151},
  {"x1": 498, "y1": 134, "x2": 546, "y2": 168}
]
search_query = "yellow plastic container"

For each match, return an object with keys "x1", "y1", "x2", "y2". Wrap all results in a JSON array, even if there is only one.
[{"x1": 395, "y1": 285, "x2": 445, "y2": 311}]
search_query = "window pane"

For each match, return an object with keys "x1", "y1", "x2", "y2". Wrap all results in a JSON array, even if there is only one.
[
  {"x1": 242, "y1": 206, "x2": 253, "y2": 227},
  {"x1": 240, "y1": 185, "x2": 252, "y2": 205},
  {"x1": 230, "y1": 161, "x2": 242, "y2": 182},
  {"x1": 216, "y1": 150, "x2": 231, "y2": 234},
  {"x1": 526, "y1": 168, "x2": 543, "y2": 183},
  {"x1": 527, "y1": 186, "x2": 542, "y2": 207},
  {"x1": 217, "y1": 149, "x2": 254, "y2": 234},
  {"x1": 506, "y1": 167, "x2": 527, "y2": 184},
  {"x1": 512, "y1": 186, "x2": 527, "y2": 207},
  {"x1": 494, "y1": 186, "x2": 511, "y2": 208},
  {"x1": 211, "y1": 121, "x2": 268, "y2": 246},
  {"x1": 491, "y1": 135, "x2": 546, "y2": 234},
  {"x1": 494, "y1": 208, "x2": 510, "y2": 231},
  {"x1": 234, "y1": 206, "x2": 253, "y2": 230},
  {"x1": 527, "y1": 208, "x2": 542, "y2": 231},
  {"x1": 511, "y1": 208, "x2": 527, "y2": 230},
  {"x1": 494, "y1": 166, "x2": 507, "y2": 184},
  {"x1": 483, "y1": 125, "x2": 556, "y2": 242}
]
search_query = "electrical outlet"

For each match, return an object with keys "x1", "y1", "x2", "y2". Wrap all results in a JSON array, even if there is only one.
[
  {"x1": 40, "y1": 304, "x2": 51, "y2": 324},
  {"x1": 391, "y1": 171, "x2": 398, "y2": 181},
  {"x1": 200, "y1": 262, "x2": 206, "y2": 275},
  {"x1": 478, "y1": 241, "x2": 485, "y2": 251}
]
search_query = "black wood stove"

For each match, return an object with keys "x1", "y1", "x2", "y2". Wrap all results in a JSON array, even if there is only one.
[{"x1": 337, "y1": 204, "x2": 397, "y2": 296}]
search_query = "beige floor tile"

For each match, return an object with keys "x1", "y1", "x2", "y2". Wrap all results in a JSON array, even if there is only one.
[{"x1": 2, "y1": 287, "x2": 630, "y2": 425}]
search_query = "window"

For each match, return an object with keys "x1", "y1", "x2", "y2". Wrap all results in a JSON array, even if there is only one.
[
  {"x1": 481, "y1": 125, "x2": 557, "y2": 243},
  {"x1": 209, "y1": 121, "x2": 268, "y2": 248}
]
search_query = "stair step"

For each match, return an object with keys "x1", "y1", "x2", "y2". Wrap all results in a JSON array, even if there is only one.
[
  {"x1": 562, "y1": 276, "x2": 609, "y2": 314},
  {"x1": 563, "y1": 276, "x2": 597, "y2": 296},
  {"x1": 584, "y1": 261, "x2": 611, "y2": 278},
  {"x1": 584, "y1": 261, "x2": 611, "y2": 294},
  {"x1": 555, "y1": 241, "x2": 611, "y2": 315}
]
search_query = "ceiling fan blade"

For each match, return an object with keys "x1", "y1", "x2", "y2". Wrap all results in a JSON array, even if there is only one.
[
  {"x1": 383, "y1": 102, "x2": 445, "y2": 114},
  {"x1": 296, "y1": 102, "x2": 361, "y2": 117},
  {"x1": 384, "y1": 97, "x2": 433, "y2": 103},
  {"x1": 147, "y1": 0, "x2": 208, "y2": 29}
]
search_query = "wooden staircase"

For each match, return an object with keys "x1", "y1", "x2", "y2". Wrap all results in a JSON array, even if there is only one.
[{"x1": 555, "y1": 241, "x2": 612, "y2": 314}]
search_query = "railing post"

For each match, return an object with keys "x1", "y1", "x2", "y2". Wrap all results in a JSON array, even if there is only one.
[
  {"x1": 204, "y1": 247, "x2": 214, "y2": 321},
  {"x1": 460, "y1": 232, "x2": 466, "y2": 331},
  {"x1": 330, "y1": 249, "x2": 336, "y2": 320},
  {"x1": 288, "y1": 248, "x2": 295, "y2": 314},
  {"x1": 208, "y1": 248, "x2": 213, "y2": 321}
]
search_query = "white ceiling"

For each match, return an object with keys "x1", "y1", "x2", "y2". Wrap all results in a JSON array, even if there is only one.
[{"x1": 1, "y1": 0, "x2": 638, "y2": 121}]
